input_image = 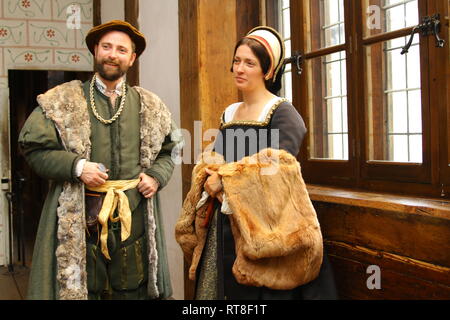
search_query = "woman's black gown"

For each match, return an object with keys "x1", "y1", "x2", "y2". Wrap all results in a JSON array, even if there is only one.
[{"x1": 195, "y1": 98, "x2": 338, "y2": 300}]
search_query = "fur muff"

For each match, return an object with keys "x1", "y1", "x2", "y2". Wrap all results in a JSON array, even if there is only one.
[
  {"x1": 176, "y1": 148, "x2": 323, "y2": 290},
  {"x1": 175, "y1": 152, "x2": 225, "y2": 280}
]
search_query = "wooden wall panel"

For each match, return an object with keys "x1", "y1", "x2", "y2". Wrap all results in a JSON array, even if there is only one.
[
  {"x1": 326, "y1": 242, "x2": 450, "y2": 299},
  {"x1": 179, "y1": 0, "x2": 260, "y2": 199},
  {"x1": 93, "y1": 0, "x2": 101, "y2": 26},
  {"x1": 124, "y1": 0, "x2": 140, "y2": 86},
  {"x1": 179, "y1": 0, "x2": 245, "y2": 299},
  {"x1": 236, "y1": 0, "x2": 261, "y2": 39},
  {"x1": 197, "y1": 0, "x2": 239, "y2": 136},
  {"x1": 180, "y1": 0, "x2": 239, "y2": 196},
  {"x1": 179, "y1": 0, "x2": 200, "y2": 299},
  {"x1": 315, "y1": 199, "x2": 450, "y2": 299},
  {"x1": 315, "y1": 202, "x2": 450, "y2": 267},
  {"x1": 327, "y1": 241, "x2": 450, "y2": 286},
  {"x1": 179, "y1": 0, "x2": 196, "y2": 201}
]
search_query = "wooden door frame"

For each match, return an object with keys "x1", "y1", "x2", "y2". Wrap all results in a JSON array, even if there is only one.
[{"x1": 178, "y1": 0, "x2": 261, "y2": 299}]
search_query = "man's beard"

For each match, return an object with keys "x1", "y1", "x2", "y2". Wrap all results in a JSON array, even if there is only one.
[{"x1": 95, "y1": 58, "x2": 128, "y2": 81}]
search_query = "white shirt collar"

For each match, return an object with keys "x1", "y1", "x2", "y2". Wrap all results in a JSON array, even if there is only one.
[{"x1": 95, "y1": 75, "x2": 124, "y2": 96}]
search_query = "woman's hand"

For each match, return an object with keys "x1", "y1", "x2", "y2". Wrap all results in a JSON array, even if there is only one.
[{"x1": 204, "y1": 168, "x2": 223, "y2": 198}]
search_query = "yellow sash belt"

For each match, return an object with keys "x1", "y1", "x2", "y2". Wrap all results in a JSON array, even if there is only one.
[{"x1": 86, "y1": 179, "x2": 140, "y2": 260}]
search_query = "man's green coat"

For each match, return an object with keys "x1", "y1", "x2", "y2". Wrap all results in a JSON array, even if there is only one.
[{"x1": 19, "y1": 80, "x2": 182, "y2": 300}]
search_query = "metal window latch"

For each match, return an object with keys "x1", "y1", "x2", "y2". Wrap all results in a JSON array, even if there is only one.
[
  {"x1": 1, "y1": 178, "x2": 10, "y2": 191},
  {"x1": 402, "y1": 14, "x2": 446, "y2": 55},
  {"x1": 284, "y1": 52, "x2": 303, "y2": 75}
]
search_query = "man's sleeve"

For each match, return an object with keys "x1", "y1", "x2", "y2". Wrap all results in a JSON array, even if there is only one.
[
  {"x1": 18, "y1": 107, "x2": 83, "y2": 182},
  {"x1": 145, "y1": 119, "x2": 183, "y2": 190}
]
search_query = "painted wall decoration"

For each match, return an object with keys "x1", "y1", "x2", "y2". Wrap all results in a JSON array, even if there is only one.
[
  {"x1": 0, "y1": 0, "x2": 93, "y2": 87},
  {"x1": 0, "y1": 0, "x2": 94, "y2": 266}
]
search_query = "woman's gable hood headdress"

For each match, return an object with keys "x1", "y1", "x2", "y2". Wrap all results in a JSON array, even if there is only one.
[{"x1": 245, "y1": 26, "x2": 285, "y2": 82}]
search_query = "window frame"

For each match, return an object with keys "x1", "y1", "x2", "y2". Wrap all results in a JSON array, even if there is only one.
[
  {"x1": 286, "y1": 0, "x2": 450, "y2": 198},
  {"x1": 290, "y1": 0, "x2": 358, "y2": 188},
  {"x1": 357, "y1": 0, "x2": 432, "y2": 184}
]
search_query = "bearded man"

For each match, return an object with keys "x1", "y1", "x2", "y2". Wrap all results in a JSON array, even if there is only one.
[{"x1": 19, "y1": 20, "x2": 181, "y2": 300}]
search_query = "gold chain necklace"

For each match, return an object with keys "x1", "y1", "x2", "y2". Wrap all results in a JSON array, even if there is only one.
[{"x1": 89, "y1": 74, "x2": 127, "y2": 125}]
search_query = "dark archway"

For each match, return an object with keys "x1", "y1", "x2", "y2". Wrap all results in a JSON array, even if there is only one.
[{"x1": 8, "y1": 70, "x2": 92, "y2": 266}]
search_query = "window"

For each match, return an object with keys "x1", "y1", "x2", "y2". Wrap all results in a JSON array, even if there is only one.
[
  {"x1": 275, "y1": 0, "x2": 450, "y2": 197},
  {"x1": 365, "y1": 0, "x2": 422, "y2": 163},
  {"x1": 306, "y1": 0, "x2": 348, "y2": 160},
  {"x1": 279, "y1": 0, "x2": 292, "y2": 102}
]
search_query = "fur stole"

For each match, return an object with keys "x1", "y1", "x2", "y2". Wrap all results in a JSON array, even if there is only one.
[
  {"x1": 176, "y1": 149, "x2": 323, "y2": 290},
  {"x1": 37, "y1": 80, "x2": 172, "y2": 299}
]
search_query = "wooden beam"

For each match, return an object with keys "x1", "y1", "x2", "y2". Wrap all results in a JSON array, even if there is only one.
[
  {"x1": 197, "y1": 0, "x2": 239, "y2": 134},
  {"x1": 179, "y1": 0, "x2": 199, "y2": 300},
  {"x1": 125, "y1": 0, "x2": 140, "y2": 86},
  {"x1": 93, "y1": 0, "x2": 101, "y2": 26},
  {"x1": 179, "y1": 0, "x2": 247, "y2": 299},
  {"x1": 265, "y1": 0, "x2": 278, "y2": 29},
  {"x1": 236, "y1": 0, "x2": 260, "y2": 39},
  {"x1": 235, "y1": 0, "x2": 260, "y2": 102},
  {"x1": 179, "y1": 0, "x2": 200, "y2": 202},
  {"x1": 90, "y1": 0, "x2": 101, "y2": 73},
  {"x1": 308, "y1": 184, "x2": 450, "y2": 219}
]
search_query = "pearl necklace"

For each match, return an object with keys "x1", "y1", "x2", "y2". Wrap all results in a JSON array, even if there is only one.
[{"x1": 89, "y1": 74, "x2": 127, "y2": 125}]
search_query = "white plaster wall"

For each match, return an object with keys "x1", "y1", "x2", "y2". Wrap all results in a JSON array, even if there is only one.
[
  {"x1": 139, "y1": 0, "x2": 183, "y2": 300},
  {"x1": 101, "y1": 0, "x2": 124, "y2": 22}
]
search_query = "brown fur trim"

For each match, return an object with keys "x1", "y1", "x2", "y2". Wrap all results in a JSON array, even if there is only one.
[
  {"x1": 55, "y1": 183, "x2": 88, "y2": 299},
  {"x1": 175, "y1": 152, "x2": 225, "y2": 280},
  {"x1": 37, "y1": 80, "x2": 91, "y2": 157},
  {"x1": 134, "y1": 87, "x2": 172, "y2": 168},
  {"x1": 38, "y1": 80, "x2": 91, "y2": 299}
]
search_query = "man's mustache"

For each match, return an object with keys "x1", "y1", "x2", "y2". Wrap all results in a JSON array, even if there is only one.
[{"x1": 103, "y1": 59, "x2": 119, "y2": 66}]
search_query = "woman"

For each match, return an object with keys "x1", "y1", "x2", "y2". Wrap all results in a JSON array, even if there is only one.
[{"x1": 197, "y1": 26, "x2": 338, "y2": 300}]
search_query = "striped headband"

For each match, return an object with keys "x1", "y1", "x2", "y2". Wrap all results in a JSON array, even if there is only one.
[{"x1": 245, "y1": 26, "x2": 285, "y2": 82}]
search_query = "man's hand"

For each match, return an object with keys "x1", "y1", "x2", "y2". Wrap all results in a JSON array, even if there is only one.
[
  {"x1": 204, "y1": 168, "x2": 223, "y2": 198},
  {"x1": 138, "y1": 173, "x2": 160, "y2": 199},
  {"x1": 80, "y1": 161, "x2": 109, "y2": 187}
]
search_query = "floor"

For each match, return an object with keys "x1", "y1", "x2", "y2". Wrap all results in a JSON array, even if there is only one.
[
  {"x1": 0, "y1": 265, "x2": 178, "y2": 300},
  {"x1": 1, "y1": 235, "x2": 178, "y2": 300},
  {"x1": 1, "y1": 233, "x2": 33, "y2": 300},
  {"x1": 0, "y1": 265, "x2": 30, "y2": 300}
]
